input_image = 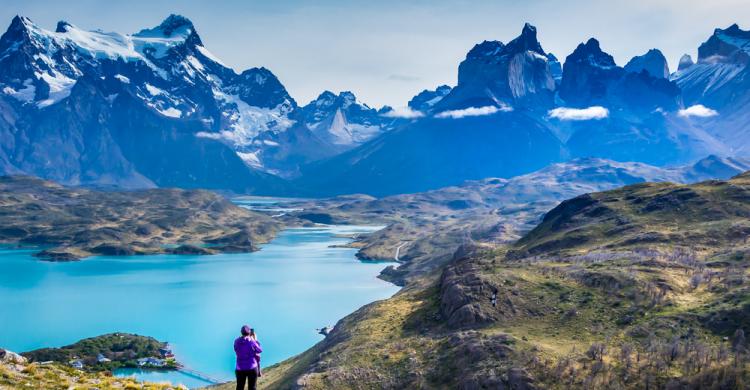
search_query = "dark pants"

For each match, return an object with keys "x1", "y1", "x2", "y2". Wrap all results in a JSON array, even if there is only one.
[{"x1": 236, "y1": 369, "x2": 258, "y2": 390}]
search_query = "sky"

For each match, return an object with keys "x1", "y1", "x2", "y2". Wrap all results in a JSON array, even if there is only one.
[{"x1": 2, "y1": 0, "x2": 748, "y2": 107}]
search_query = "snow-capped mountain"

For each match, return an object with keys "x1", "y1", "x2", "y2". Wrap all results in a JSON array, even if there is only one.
[
  {"x1": 296, "y1": 24, "x2": 737, "y2": 197},
  {"x1": 1, "y1": 15, "x2": 749, "y2": 197},
  {"x1": 672, "y1": 24, "x2": 750, "y2": 155},
  {"x1": 0, "y1": 15, "x2": 391, "y2": 190},
  {"x1": 294, "y1": 91, "x2": 390, "y2": 148}
]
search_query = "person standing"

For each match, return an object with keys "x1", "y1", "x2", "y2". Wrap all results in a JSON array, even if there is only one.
[
  {"x1": 248, "y1": 328, "x2": 262, "y2": 377},
  {"x1": 234, "y1": 325, "x2": 262, "y2": 390}
]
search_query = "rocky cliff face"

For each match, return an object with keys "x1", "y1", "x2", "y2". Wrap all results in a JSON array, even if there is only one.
[{"x1": 436, "y1": 23, "x2": 557, "y2": 111}]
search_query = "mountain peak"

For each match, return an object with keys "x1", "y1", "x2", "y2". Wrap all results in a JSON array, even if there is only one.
[
  {"x1": 466, "y1": 40, "x2": 505, "y2": 59},
  {"x1": 239, "y1": 66, "x2": 273, "y2": 78},
  {"x1": 720, "y1": 23, "x2": 742, "y2": 35},
  {"x1": 568, "y1": 38, "x2": 616, "y2": 68},
  {"x1": 9, "y1": 15, "x2": 32, "y2": 28},
  {"x1": 55, "y1": 20, "x2": 72, "y2": 33},
  {"x1": 229, "y1": 66, "x2": 296, "y2": 109},
  {"x1": 678, "y1": 54, "x2": 694, "y2": 70},
  {"x1": 315, "y1": 90, "x2": 337, "y2": 102},
  {"x1": 134, "y1": 14, "x2": 199, "y2": 44},
  {"x1": 339, "y1": 91, "x2": 356, "y2": 105},
  {"x1": 0, "y1": 15, "x2": 37, "y2": 53},
  {"x1": 584, "y1": 38, "x2": 601, "y2": 51},
  {"x1": 505, "y1": 22, "x2": 544, "y2": 54},
  {"x1": 624, "y1": 48, "x2": 669, "y2": 78},
  {"x1": 156, "y1": 14, "x2": 194, "y2": 37},
  {"x1": 408, "y1": 85, "x2": 452, "y2": 111},
  {"x1": 714, "y1": 23, "x2": 750, "y2": 42},
  {"x1": 699, "y1": 23, "x2": 750, "y2": 62},
  {"x1": 559, "y1": 37, "x2": 623, "y2": 106},
  {"x1": 5, "y1": 15, "x2": 34, "y2": 36}
]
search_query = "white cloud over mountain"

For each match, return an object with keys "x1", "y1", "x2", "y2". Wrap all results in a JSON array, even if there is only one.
[{"x1": 548, "y1": 106, "x2": 609, "y2": 120}]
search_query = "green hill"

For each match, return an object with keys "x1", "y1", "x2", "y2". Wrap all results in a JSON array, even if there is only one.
[{"x1": 230, "y1": 173, "x2": 750, "y2": 389}]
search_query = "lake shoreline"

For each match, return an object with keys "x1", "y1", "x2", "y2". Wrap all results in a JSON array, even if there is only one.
[{"x1": 1, "y1": 225, "x2": 401, "y2": 389}]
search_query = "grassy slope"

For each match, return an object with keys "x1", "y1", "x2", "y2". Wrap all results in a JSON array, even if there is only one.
[
  {"x1": 513, "y1": 173, "x2": 750, "y2": 257},
  {"x1": 0, "y1": 360, "x2": 178, "y2": 389},
  {"x1": 235, "y1": 173, "x2": 750, "y2": 389}
]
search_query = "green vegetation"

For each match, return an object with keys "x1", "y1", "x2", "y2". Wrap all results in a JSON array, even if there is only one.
[
  {"x1": 232, "y1": 173, "x2": 750, "y2": 389},
  {"x1": 22, "y1": 333, "x2": 175, "y2": 372},
  {"x1": 0, "y1": 357, "x2": 178, "y2": 389}
]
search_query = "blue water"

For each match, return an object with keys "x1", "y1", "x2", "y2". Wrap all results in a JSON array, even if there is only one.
[
  {"x1": 233, "y1": 196, "x2": 304, "y2": 214},
  {"x1": 0, "y1": 226, "x2": 399, "y2": 388}
]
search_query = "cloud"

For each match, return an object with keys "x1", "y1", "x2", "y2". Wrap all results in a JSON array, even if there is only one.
[
  {"x1": 435, "y1": 105, "x2": 511, "y2": 119},
  {"x1": 678, "y1": 104, "x2": 718, "y2": 118},
  {"x1": 381, "y1": 106, "x2": 425, "y2": 119},
  {"x1": 548, "y1": 106, "x2": 609, "y2": 120}
]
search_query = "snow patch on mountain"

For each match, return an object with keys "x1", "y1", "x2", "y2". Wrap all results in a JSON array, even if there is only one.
[
  {"x1": 196, "y1": 45, "x2": 225, "y2": 67},
  {"x1": 157, "y1": 107, "x2": 181, "y2": 118},
  {"x1": 3, "y1": 79, "x2": 35, "y2": 102},
  {"x1": 311, "y1": 108, "x2": 381, "y2": 145},
  {"x1": 36, "y1": 71, "x2": 76, "y2": 108},
  {"x1": 114, "y1": 74, "x2": 130, "y2": 84},
  {"x1": 144, "y1": 83, "x2": 165, "y2": 96},
  {"x1": 197, "y1": 89, "x2": 294, "y2": 148},
  {"x1": 236, "y1": 151, "x2": 262, "y2": 169}
]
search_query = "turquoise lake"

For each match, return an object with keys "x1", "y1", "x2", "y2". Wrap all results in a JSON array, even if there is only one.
[{"x1": 0, "y1": 225, "x2": 399, "y2": 388}]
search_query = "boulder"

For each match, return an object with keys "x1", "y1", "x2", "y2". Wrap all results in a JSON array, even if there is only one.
[{"x1": 0, "y1": 349, "x2": 27, "y2": 364}]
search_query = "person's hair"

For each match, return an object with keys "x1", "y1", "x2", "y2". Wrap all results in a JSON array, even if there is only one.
[
  {"x1": 241, "y1": 325, "x2": 251, "y2": 336},
  {"x1": 249, "y1": 328, "x2": 257, "y2": 340}
]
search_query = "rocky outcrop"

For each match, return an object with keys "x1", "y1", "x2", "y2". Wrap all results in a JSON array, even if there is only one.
[
  {"x1": 408, "y1": 85, "x2": 452, "y2": 112},
  {"x1": 439, "y1": 247, "x2": 498, "y2": 329},
  {"x1": 0, "y1": 349, "x2": 27, "y2": 365},
  {"x1": 436, "y1": 331, "x2": 537, "y2": 390},
  {"x1": 624, "y1": 49, "x2": 670, "y2": 79},
  {"x1": 437, "y1": 23, "x2": 556, "y2": 110}
]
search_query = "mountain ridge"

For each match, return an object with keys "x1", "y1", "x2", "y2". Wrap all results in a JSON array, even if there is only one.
[{"x1": 2, "y1": 17, "x2": 750, "y2": 196}]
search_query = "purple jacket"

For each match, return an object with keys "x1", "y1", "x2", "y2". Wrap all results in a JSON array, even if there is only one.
[{"x1": 234, "y1": 337, "x2": 262, "y2": 371}]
